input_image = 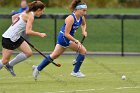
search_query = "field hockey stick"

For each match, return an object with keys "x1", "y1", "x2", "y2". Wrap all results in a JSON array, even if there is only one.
[
  {"x1": 72, "y1": 36, "x2": 86, "y2": 66},
  {"x1": 21, "y1": 36, "x2": 61, "y2": 67}
]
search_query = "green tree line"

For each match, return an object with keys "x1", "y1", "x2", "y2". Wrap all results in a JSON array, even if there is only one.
[{"x1": 0, "y1": 0, "x2": 140, "y2": 8}]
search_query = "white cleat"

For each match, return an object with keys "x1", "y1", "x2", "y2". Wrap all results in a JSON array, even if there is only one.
[
  {"x1": 71, "y1": 71, "x2": 85, "y2": 78},
  {"x1": 32, "y1": 65, "x2": 39, "y2": 81}
]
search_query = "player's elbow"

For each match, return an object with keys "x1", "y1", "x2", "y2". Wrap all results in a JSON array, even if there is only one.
[
  {"x1": 64, "y1": 33, "x2": 69, "y2": 38},
  {"x1": 25, "y1": 30, "x2": 31, "y2": 35}
]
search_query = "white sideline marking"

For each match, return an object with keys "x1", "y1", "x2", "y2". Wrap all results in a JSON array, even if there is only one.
[
  {"x1": 115, "y1": 86, "x2": 140, "y2": 90},
  {"x1": 45, "y1": 88, "x2": 97, "y2": 93},
  {"x1": 45, "y1": 87, "x2": 140, "y2": 93}
]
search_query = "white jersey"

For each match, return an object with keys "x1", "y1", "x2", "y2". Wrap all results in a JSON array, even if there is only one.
[{"x1": 2, "y1": 12, "x2": 33, "y2": 42}]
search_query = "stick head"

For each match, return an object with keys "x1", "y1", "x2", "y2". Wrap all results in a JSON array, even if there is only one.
[{"x1": 57, "y1": 64, "x2": 61, "y2": 67}]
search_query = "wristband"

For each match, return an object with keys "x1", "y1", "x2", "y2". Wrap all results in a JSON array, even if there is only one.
[{"x1": 74, "y1": 40, "x2": 79, "y2": 44}]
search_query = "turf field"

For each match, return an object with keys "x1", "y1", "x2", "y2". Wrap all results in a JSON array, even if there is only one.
[{"x1": 0, "y1": 55, "x2": 140, "y2": 93}]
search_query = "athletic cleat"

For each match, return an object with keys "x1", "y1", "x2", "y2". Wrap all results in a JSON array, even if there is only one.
[
  {"x1": 71, "y1": 71, "x2": 85, "y2": 78},
  {"x1": 5, "y1": 64, "x2": 16, "y2": 76},
  {"x1": 32, "y1": 65, "x2": 39, "y2": 80}
]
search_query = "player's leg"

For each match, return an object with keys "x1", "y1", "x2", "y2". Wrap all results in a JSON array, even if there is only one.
[
  {"x1": 69, "y1": 41, "x2": 87, "y2": 77},
  {"x1": 7, "y1": 41, "x2": 32, "y2": 68},
  {"x1": 32, "y1": 33, "x2": 68, "y2": 80},
  {"x1": 37, "y1": 44, "x2": 65, "y2": 71},
  {"x1": 32, "y1": 44, "x2": 65, "y2": 80},
  {"x1": 8, "y1": 41, "x2": 32, "y2": 66},
  {"x1": 5, "y1": 41, "x2": 32, "y2": 76},
  {"x1": 0, "y1": 48, "x2": 13, "y2": 70}
]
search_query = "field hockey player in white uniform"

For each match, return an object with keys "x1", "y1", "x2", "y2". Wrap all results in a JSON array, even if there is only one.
[{"x1": 0, "y1": 1, "x2": 46, "y2": 76}]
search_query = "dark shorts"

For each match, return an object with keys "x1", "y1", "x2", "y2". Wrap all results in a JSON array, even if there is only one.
[{"x1": 2, "y1": 37, "x2": 24, "y2": 50}]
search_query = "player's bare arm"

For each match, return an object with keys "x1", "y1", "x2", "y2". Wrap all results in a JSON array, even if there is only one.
[
  {"x1": 26, "y1": 13, "x2": 46, "y2": 37},
  {"x1": 81, "y1": 16, "x2": 87, "y2": 37}
]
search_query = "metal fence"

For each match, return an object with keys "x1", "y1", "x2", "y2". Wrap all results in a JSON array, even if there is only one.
[{"x1": 0, "y1": 14, "x2": 140, "y2": 56}]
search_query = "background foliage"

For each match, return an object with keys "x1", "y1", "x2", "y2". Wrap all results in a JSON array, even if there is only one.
[{"x1": 0, "y1": 0, "x2": 140, "y2": 8}]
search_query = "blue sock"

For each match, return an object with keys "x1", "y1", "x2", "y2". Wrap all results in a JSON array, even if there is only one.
[
  {"x1": 73, "y1": 54, "x2": 85, "y2": 73},
  {"x1": 37, "y1": 55, "x2": 53, "y2": 71}
]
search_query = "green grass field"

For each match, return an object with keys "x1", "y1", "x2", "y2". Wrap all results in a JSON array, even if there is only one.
[{"x1": 0, "y1": 55, "x2": 140, "y2": 93}]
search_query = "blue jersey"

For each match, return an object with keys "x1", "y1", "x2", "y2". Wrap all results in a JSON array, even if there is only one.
[{"x1": 57, "y1": 13, "x2": 83, "y2": 47}]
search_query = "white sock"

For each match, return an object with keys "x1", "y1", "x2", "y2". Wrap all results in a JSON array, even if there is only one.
[
  {"x1": 9, "y1": 52, "x2": 27, "y2": 66},
  {"x1": 0, "y1": 60, "x2": 4, "y2": 69}
]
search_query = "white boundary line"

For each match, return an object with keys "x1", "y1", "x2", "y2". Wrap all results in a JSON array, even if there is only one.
[
  {"x1": 115, "y1": 86, "x2": 140, "y2": 90},
  {"x1": 44, "y1": 86, "x2": 140, "y2": 93}
]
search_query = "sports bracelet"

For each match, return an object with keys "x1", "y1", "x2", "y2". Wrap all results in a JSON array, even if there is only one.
[{"x1": 74, "y1": 40, "x2": 79, "y2": 44}]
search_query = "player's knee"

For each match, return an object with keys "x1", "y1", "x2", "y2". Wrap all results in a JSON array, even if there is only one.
[
  {"x1": 25, "y1": 51, "x2": 33, "y2": 57},
  {"x1": 80, "y1": 48, "x2": 87, "y2": 55},
  {"x1": 2, "y1": 59, "x2": 9, "y2": 65},
  {"x1": 50, "y1": 54, "x2": 59, "y2": 60},
  {"x1": 83, "y1": 48, "x2": 87, "y2": 55},
  {"x1": 52, "y1": 55, "x2": 59, "y2": 59}
]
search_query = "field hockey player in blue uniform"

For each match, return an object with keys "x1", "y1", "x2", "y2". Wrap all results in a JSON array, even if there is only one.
[{"x1": 32, "y1": 0, "x2": 87, "y2": 80}]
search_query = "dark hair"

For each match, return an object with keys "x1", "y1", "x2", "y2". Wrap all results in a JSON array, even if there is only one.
[
  {"x1": 26, "y1": 1, "x2": 45, "y2": 13},
  {"x1": 70, "y1": 0, "x2": 86, "y2": 12}
]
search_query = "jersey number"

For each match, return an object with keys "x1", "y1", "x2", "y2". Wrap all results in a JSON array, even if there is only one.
[{"x1": 12, "y1": 17, "x2": 20, "y2": 26}]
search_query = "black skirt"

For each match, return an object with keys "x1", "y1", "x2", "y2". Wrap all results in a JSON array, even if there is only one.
[{"x1": 2, "y1": 37, "x2": 24, "y2": 50}]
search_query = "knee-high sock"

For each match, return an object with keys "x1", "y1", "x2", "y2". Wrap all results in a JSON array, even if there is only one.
[
  {"x1": 9, "y1": 52, "x2": 27, "y2": 66},
  {"x1": 0, "y1": 60, "x2": 4, "y2": 69},
  {"x1": 37, "y1": 55, "x2": 52, "y2": 71},
  {"x1": 73, "y1": 54, "x2": 85, "y2": 73}
]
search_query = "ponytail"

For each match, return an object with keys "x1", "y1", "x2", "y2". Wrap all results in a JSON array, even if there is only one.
[
  {"x1": 26, "y1": 1, "x2": 45, "y2": 13},
  {"x1": 70, "y1": 0, "x2": 86, "y2": 12}
]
